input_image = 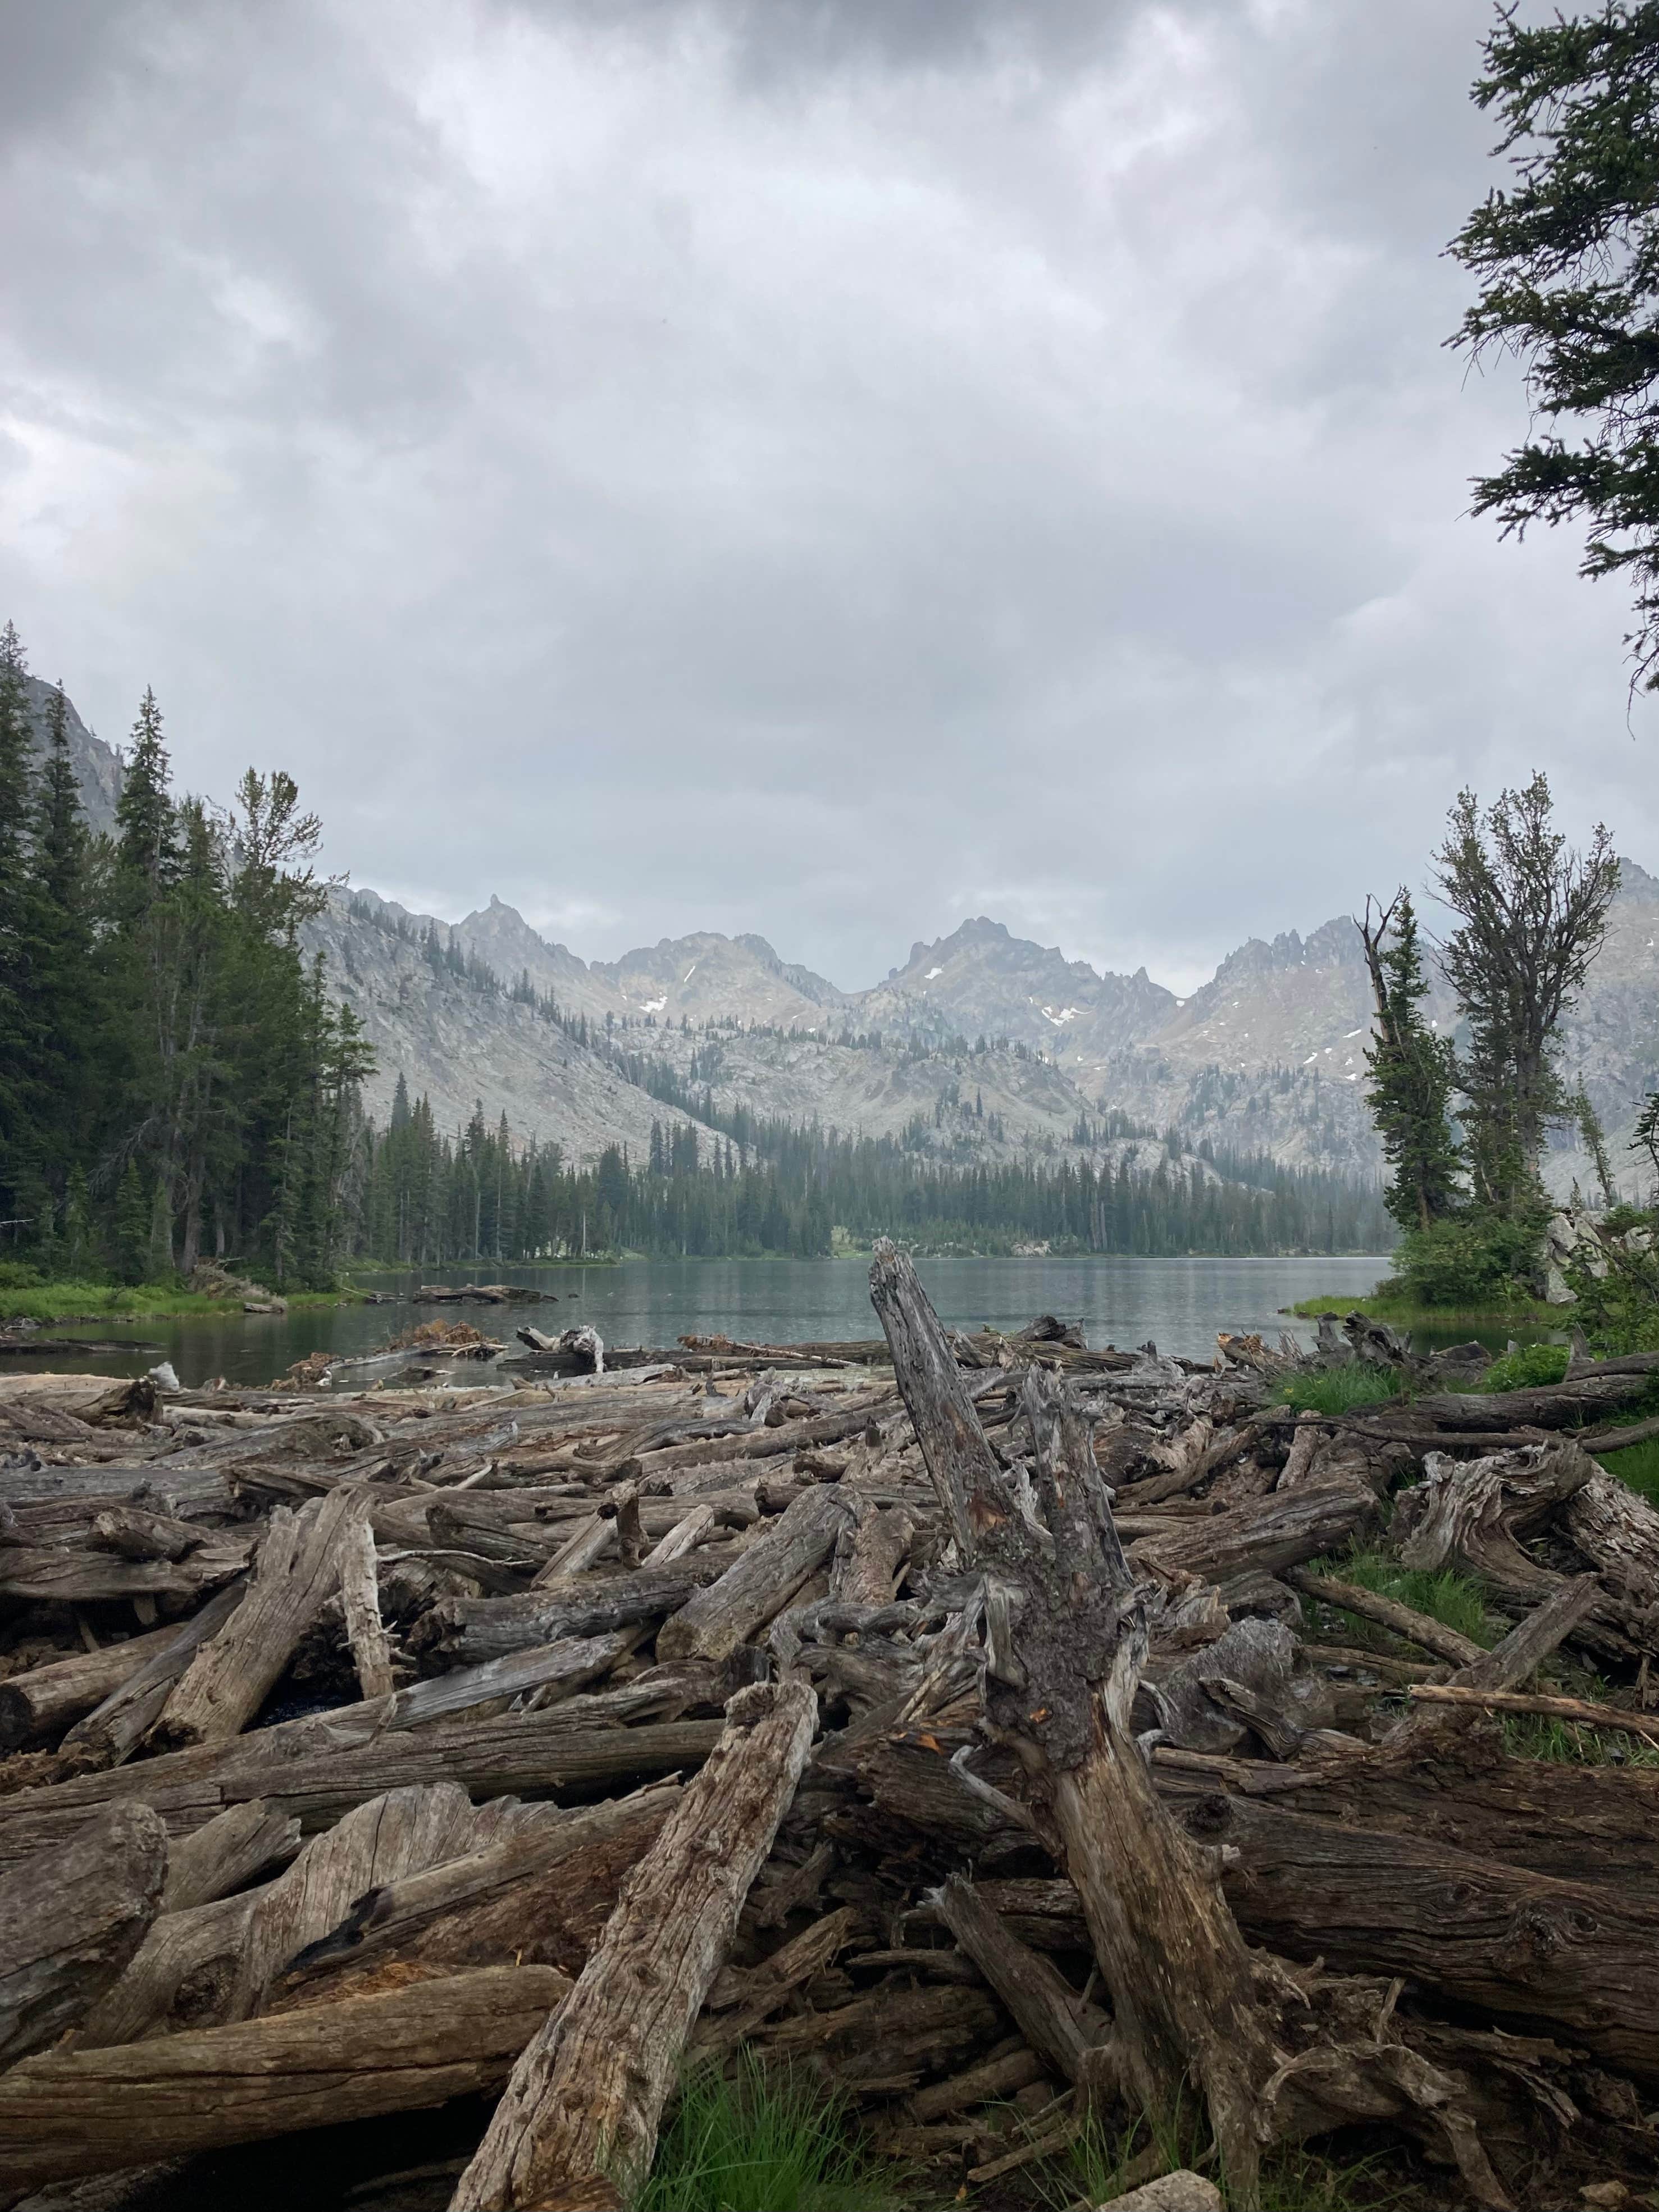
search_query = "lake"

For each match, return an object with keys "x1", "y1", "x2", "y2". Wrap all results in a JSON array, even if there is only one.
[{"x1": 4, "y1": 1254, "x2": 1403, "y2": 1388}]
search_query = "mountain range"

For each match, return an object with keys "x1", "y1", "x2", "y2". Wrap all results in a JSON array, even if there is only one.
[{"x1": 29, "y1": 678, "x2": 1659, "y2": 1198}]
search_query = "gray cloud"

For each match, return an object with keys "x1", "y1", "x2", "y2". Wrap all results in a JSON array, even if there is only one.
[{"x1": 1, "y1": 0, "x2": 1648, "y2": 996}]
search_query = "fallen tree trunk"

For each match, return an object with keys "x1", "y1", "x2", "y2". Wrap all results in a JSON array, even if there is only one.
[
  {"x1": 0, "y1": 1964, "x2": 572, "y2": 2195},
  {"x1": 1184, "y1": 1790, "x2": 1659, "y2": 2082},
  {"x1": 451, "y1": 1676, "x2": 818, "y2": 2212},
  {"x1": 0, "y1": 1706, "x2": 724, "y2": 1862}
]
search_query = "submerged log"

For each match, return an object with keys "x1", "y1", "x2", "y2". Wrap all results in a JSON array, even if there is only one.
[{"x1": 451, "y1": 1676, "x2": 818, "y2": 2212}]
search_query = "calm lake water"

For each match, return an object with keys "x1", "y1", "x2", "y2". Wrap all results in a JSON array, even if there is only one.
[{"x1": 5, "y1": 1255, "x2": 1405, "y2": 1388}]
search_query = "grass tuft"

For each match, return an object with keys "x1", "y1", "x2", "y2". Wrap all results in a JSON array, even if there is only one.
[
  {"x1": 1038, "y1": 2099, "x2": 1409, "y2": 2212},
  {"x1": 1501, "y1": 1711, "x2": 1659, "y2": 1768},
  {"x1": 1598, "y1": 1436, "x2": 1659, "y2": 1511},
  {"x1": 1314, "y1": 1549, "x2": 1498, "y2": 1648},
  {"x1": 636, "y1": 2056, "x2": 891, "y2": 2212},
  {"x1": 1278, "y1": 1363, "x2": 1406, "y2": 1417}
]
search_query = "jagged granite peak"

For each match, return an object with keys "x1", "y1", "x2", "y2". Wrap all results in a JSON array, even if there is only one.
[{"x1": 857, "y1": 914, "x2": 1178, "y2": 1059}]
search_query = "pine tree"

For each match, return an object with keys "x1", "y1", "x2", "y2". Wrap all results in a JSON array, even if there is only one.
[
  {"x1": 114, "y1": 687, "x2": 179, "y2": 902},
  {"x1": 113, "y1": 1159, "x2": 149, "y2": 1283},
  {"x1": 1359, "y1": 892, "x2": 1464, "y2": 1233}
]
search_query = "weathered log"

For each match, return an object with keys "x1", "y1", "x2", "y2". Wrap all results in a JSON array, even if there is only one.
[
  {"x1": 0, "y1": 1801, "x2": 167, "y2": 2064},
  {"x1": 86, "y1": 1503, "x2": 204, "y2": 1561},
  {"x1": 338, "y1": 1504, "x2": 395, "y2": 1702},
  {"x1": 1284, "y1": 1566, "x2": 1485, "y2": 1669},
  {"x1": 0, "y1": 1965, "x2": 572, "y2": 2193},
  {"x1": 1405, "y1": 1681, "x2": 1659, "y2": 1740},
  {"x1": 161, "y1": 1796, "x2": 300, "y2": 1910},
  {"x1": 933, "y1": 1874, "x2": 1109, "y2": 2088},
  {"x1": 148, "y1": 1485, "x2": 368, "y2": 1748},
  {"x1": 1182, "y1": 1791, "x2": 1659, "y2": 2082},
  {"x1": 830, "y1": 1499, "x2": 915, "y2": 1606},
  {"x1": 79, "y1": 1781, "x2": 525, "y2": 2047},
  {"x1": 0, "y1": 1531, "x2": 252, "y2": 1605},
  {"x1": 1410, "y1": 1373, "x2": 1658, "y2": 1429},
  {"x1": 383, "y1": 1629, "x2": 639, "y2": 1731},
  {"x1": 906, "y1": 2040, "x2": 1049, "y2": 2123},
  {"x1": 450, "y1": 1676, "x2": 817, "y2": 2212},
  {"x1": 0, "y1": 1623, "x2": 177, "y2": 1752},
  {"x1": 657, "y1": 1484, "x2": 852, "y2": 1662},
  {"x1": 63, "y1": 1577, "x2": 248, "y2": 1767},
  {"x1": 279, "y1": 1785, "x2": 680, "y2": 1995},
  {"x1": 421, "y1": 1554, "x2": 730, "y2": 1667},
  {"x1": 1129, "y1": 1479, "x2": 1380, "y2": 1588},
  {"x1": 0, "y1": 1704, "x2": 724, "y2": 1863}
]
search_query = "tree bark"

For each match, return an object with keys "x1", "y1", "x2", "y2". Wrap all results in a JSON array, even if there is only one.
[
  {"x1": 450, "y1": 1676, "x2": 817, "y2": 2212},
  {"x1": 0, "y1": 1801, "x2": 167, "y2": 2065}
]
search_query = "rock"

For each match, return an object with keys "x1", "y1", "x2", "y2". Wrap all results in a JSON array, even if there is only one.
[
  {"x1": 1097, "y1": 2173, "x2": 1224, "y2": 2212},
  {"x1": 1580, "y1": 2183, "x2": 1630, "y2": 2209}
]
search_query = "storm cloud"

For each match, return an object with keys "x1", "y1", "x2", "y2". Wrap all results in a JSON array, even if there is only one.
[{"x1": 1, "y1": 0, "x2": 1649, "y2": 992}]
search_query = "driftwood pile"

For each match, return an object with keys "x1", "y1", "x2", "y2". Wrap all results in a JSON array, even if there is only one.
[{"x1": 3, "y1": 1262, "x2": 1659, "y2": 2209}]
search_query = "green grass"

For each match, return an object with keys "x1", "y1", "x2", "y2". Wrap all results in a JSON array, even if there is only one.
[
  {"x1": 636, "y1": 2057, "x2": 896, "y2": 2212},
  {"x1": 1310, "y1": 1548, "x2": 1498, "y2": 1649},
  {"x1": 1599, "y1": 1436, "x2": 1659, "y2": 1509},
  {"x1": 1500, "y1": 1711, "x2": 1659, "y2": 1768},
  {"x1": 1278, "y1": 1363, "x2": 1406, "y2": 1417},
  {"x1": 1039, "y1": 2099, "x2": 1409, "y2": 2212},
  {"x1": 0, "y1": 1278, "x2": 359, "y2": 1324}
]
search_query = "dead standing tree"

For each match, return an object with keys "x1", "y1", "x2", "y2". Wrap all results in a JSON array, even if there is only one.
[{"x1": 867, "y1": 1240, "x2": 1509, "y2": 2210}]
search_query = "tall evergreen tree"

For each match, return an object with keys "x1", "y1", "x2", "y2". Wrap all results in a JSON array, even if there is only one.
[{"x1": 1359, "y1": 892, "x2": 1464, "y2": 1232}]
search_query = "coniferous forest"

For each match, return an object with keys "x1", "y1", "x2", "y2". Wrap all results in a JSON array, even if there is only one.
[
  {"x1": 0, "y1": 624, "x2": 370, "y2": 1288},
  {"x1": 0, "y1": 621, "x2": 1389, "y2": 1284}
]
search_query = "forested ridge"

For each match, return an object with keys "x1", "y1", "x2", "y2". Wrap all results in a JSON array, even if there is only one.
[{"x1": 352, "y1": 1083, "x2": 1390, "y2": 1265}]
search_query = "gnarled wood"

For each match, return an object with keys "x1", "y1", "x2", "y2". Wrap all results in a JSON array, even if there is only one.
[
  {"x1": 450, "y1": 1676, "x2": 817, "y2": 2212},
  {"x1": 933, "y1": 1873, "x2": 1110, "y2": 2088}
]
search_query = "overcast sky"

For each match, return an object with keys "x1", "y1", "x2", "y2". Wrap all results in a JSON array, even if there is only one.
[{"x1": 2, "y1": 0, "x2": 1651, "y2": 993}]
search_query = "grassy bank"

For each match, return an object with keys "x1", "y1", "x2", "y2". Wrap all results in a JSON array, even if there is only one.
[
  {"x1": 0, "y1": 1278, "x2": 362, "y2": 1324},
  {"x1": 1286, "y1": 1290, "x2": 1558, "y2": 1328}
]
